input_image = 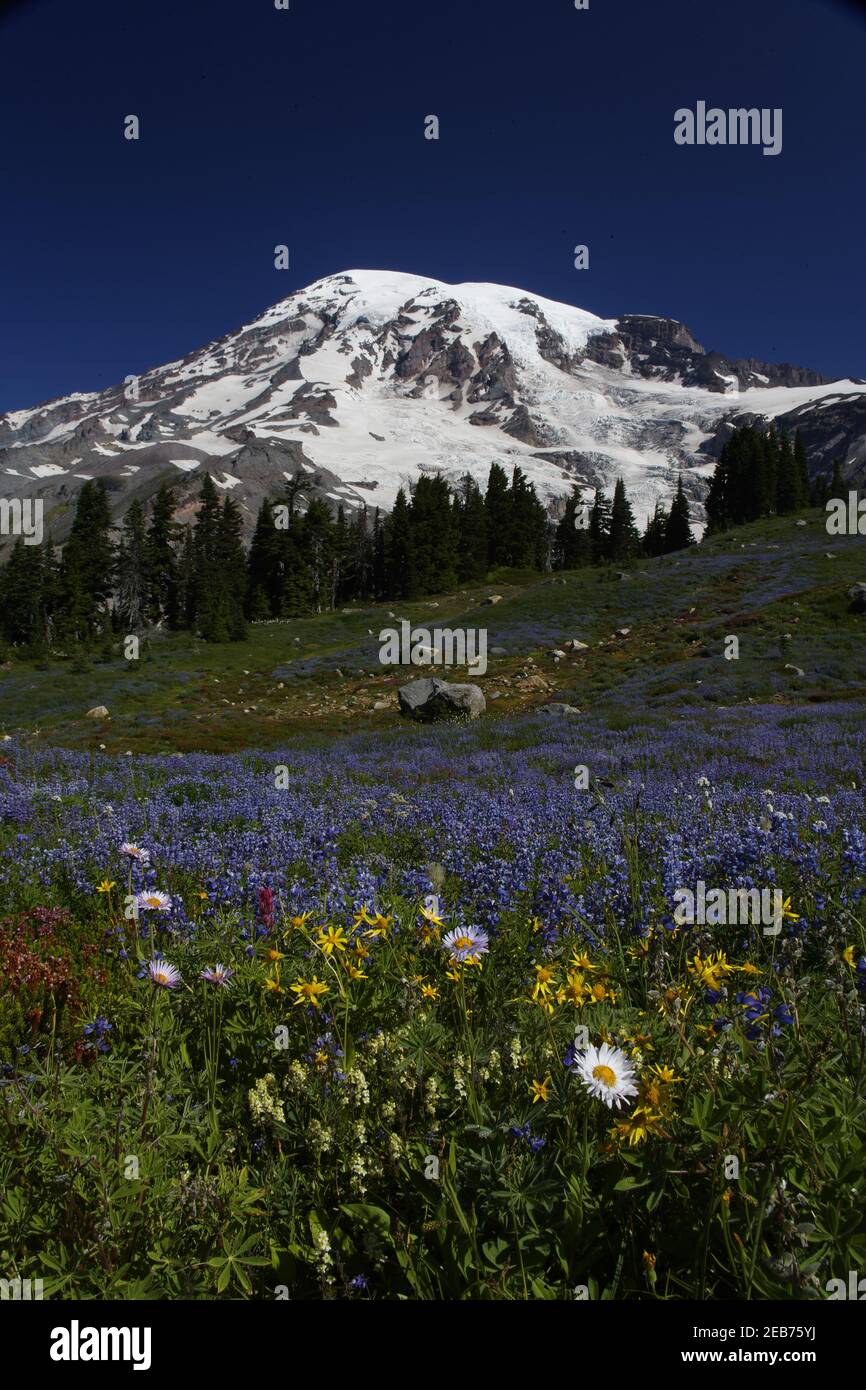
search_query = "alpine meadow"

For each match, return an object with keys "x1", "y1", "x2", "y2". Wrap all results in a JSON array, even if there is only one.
[{"x1": 1, "y1": 0, "x2": 865, "y2": 1327}]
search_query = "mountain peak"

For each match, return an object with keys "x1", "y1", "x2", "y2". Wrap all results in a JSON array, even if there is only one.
[{"x1": 1, "y1": 268, "x2": 864, "y2": 554}]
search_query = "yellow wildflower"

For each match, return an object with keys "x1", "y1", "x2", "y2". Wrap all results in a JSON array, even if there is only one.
[
  {"x1": 530, "y1": 1076, "x2": 551, "y2": 1104},
  {"x1": 316, "y1": 925, "x2": 349, "y2": 956},
  {"x1": 290, "y1": 976, "x2": 330, "y2": 1009}
]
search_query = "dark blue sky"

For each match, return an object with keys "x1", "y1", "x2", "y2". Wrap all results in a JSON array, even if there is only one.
[{"x1": 1, "y1": 0, "x2": 864, "y2": 413}]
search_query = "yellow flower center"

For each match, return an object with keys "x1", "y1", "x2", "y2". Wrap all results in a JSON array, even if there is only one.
[
  {"x1": 454, "y1": 936, "x2": 473, "y2": 951},
  {"x1": 592, "y1": 1064, "x2": 617, "y2": 1088}
]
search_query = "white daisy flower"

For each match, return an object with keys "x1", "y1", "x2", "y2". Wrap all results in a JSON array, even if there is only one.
[
  {"x1": 443, "y1": 927, "x2": 489, "y2": 962},
  {"x1": 200, "y1": 963, "x2": 234, "y2": 988},
  {"x1": 120, "y1": 842, "x2": 151, "y2": 865},
  {"x1": 135, "y1": 889, "x2": 172, "y2": 913},
  {"x1": 147, "y1": 959, "x2": 182, "y2": 989},
  {"x1": 574, "y1": 1041, "x2": 639, "y2": 1110}
]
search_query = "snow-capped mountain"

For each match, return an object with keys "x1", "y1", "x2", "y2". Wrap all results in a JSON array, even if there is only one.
[{"x1": 2, "y1": 268, "x2": 864, "y2": 548}]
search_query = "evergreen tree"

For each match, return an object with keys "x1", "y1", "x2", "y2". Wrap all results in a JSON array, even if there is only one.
[
  {"x1": 484, "y1": 463, "x2": 512, "y2": 569},
  {"x1": 507, "y1": 466, "x2": 549, "y2": 569},
  {"x1": 246, "y1": 499, "x2": 283, "y2": 618},
  {"x1": 330, "y1": 505, "x2": 351, "y2": 608},
  {"x1": 347, "y1": 506, "x2": 375, "y2": 601},
  {"x1": 115, "y1": 498, "x2": 148, "y2": 632},
  {"x1": 192, "y1": 474, "x2": 237, "y2": 639},
  {"x1": 371, "y1": 508, "x2": 387, "y2": 598},
  {"x1": 0, "y1": 538, "x2": 50, "y2": 647},
  {"x1": 608, "y1": 478, "x2": 640, "y2": 563},
  {"x1": 664, "y1": 476, "x2": 695, "y2": 552},
  {"x1": 299, "y1": 498, "x2": 337, "y2": 613},
  {"x1": 454, "y1": 474, "x2": 489, "y2": 582},
  {"x1": 409, "y1": 475, "x2": 457, "y2": 594},
  {"x1": 642, "y1": 500, "x2": 668, "y2": 559},
  {"x1": 383, "y1": 488, "x2": 416, "y2": 599},
  {"x1": 176, "y1": 527, "x2": 197, "y2": 629},
  {"x1": 214, "y1": 495, "x2": 248, "y2": 640},
  {"x1": 282, "y1": 469, "x2": 318, "y2": 523},
  {"x1": 554, "y1": 490, "x2": 593, "y2": 569},
  {"x1": 588, "y1": 487, "x2": 612, "y2": 563},
  {"x1": 194, "y1": 490, "x2": 247, "y2": 642},
  {"x1": 58, "y1": 480, "x2": 115, "y2": 641},
  {"x1": 145, "y1": 484, "x2": 179, "y2": 627}
]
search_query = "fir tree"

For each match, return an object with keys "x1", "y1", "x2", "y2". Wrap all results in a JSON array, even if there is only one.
[
  {"x1": 664, "y1": 476, "x2": 695, "y2": 552},
  {"x1": 507, "y1": 466, "x2": 549, "y2": 569},
  {"x1": 454, "y1": 474, "x2": 489, "y2": 582},
  {"x1": 384, "y1": 488, "x2": 416, "y2": 599},
  {"x1": 246, "y1": 499, "x2": 283, "y2": 618},
  {"x1": 146, "y1": 484, "x2": 179, "y2": 627},
  {"x1": 0, "y1": 538, "x2": 50, "y2": 647},
  {"x1": 115, "y1": 498, "x2": 148, "y2": 632},
  {"x1": 410, "y1": 475, "x2": 457, "y2": 594},
  {"x1": 642, "y1": 500, "x2": 667, "y2": 558},
  {"x1": 58, "y1": 480, "x2": 115, "y2": 641},
  {"x1": 588, "y1": 487, "x2": 612, "y2": 563},
  {"x1": 608, "y1": 478, "x2": 640, "y2": 563},
  {"x1": 484, "y1": 462, "x2": 512, "y2": 569},
  {"x1": 554, "y1": 490, "x2": 593, "y2": 569},
  {"x1": 215, "y1": 495, "x2": 248, "y2": 640}
]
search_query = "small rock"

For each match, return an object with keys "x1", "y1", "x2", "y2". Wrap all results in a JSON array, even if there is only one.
[
  {"x1": 85, "y1": 706, "x2": 109, "y2": 719},
  {"x1": 795, "y1": 520, "x2": 807, "y2": 527},
  {"x1": 615, "y1": 628, "x2": 631, "y2": 638},
  {"x1": 482, "y1": 594, "x2": 503, "y2": 606},
  {"x1": 550, "y1": 649, "x2": 567, "y2": 659},
  {"x1": 785, "y1": 664, "x2": 805, "y2": 677},
  {"x1": 540, "y1": 703, "x2": 581, "y2": 715}
]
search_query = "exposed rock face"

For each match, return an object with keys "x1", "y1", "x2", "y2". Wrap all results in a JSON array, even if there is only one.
[
  {"x1": 849, "y1": 582, "x2": 866, "y2": 613},
  {"x1": 398, "y1": 677, "x2": 486, "y2": 721}
]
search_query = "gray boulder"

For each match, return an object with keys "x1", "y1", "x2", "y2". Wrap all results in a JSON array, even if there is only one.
[
  {"x1": 398, "y1": 677, "x2": 486, "y2": 721},
  {"x1": 540, "y1": 703, "x2": 581, "y2": 716}
]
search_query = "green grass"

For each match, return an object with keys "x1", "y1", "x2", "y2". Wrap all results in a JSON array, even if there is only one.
[{"x1": 1, "y1": 507, "x2": 863, "y2": 753}]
